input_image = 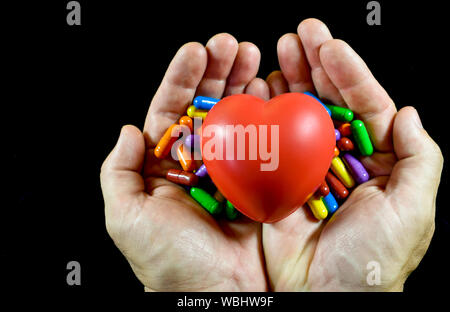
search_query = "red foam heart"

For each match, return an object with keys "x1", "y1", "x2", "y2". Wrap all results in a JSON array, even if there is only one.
[{"x1": 201, "y1": 93, "x2": 335, "y2": 223}]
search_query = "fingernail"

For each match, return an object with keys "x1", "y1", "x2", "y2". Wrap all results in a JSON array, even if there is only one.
[{"x1": 412, "y1": 108, "x2": 423, "y2": 129}]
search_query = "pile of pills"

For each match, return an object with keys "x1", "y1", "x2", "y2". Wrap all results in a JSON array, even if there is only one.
[{"x1": 154, "y1": 94, "x2": 374, "y2": 222}]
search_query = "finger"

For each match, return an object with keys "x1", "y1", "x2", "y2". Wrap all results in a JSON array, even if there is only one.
[
  {"x1": 266, "y1": 70, "x2": 289, "y2": 97},
  {"x1": 319, "y1": 39, "x2": 397, "y2": 152},
  {"x1": 297, "y1": 18, "x2": 344, "y2": 105},
  {"x1": 195, "y1": 33, "x2": 239, "y2": 98},
  {"x1": 277, "y1": 33, "x2": 314, "y2": 93},
  {"x1": 244, "y1": 78, "x2": 270, "y2": 100},
  {"x1": 223, "y1": 42, "x2": 261, "y2": 96},
  {"x1": 100, "y1": 125, "x2": 146, "y2": 209},
  {"x1": 144, "y1": 42, "x2": 207, "y2": 147},
  {"x1": 387, "y1": 107, "x2": 443, "y2": 198}
]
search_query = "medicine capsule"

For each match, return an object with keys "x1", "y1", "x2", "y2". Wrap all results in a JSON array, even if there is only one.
[
  {"x1": 337, "y1": 137, "x2": 355, "y2": 151},
  {"x1": 154, "y1": 124, "x2": 181, "y2": 159},
  {"x1": 193, "y1": 96, "x2": 219, "y2": 110},
  {"x1": 179, "y1": 116, "x2": 193, "y2": 132},
  {"x1": 304, "y1": 91, "x2": 332, "y2": 116},
  {"x1": 342, "y1": 153, "x2": 370, "y2": 184},
  {"x1": 335, "y1": 129, "x2": 341, "y2": 141},
  {"x1": 330, "y1": 156, "x2": 355, "y2": 188},
  {"x1": 325, "y1": 171, "x2": 349, "y2": 200},
  {"x1": 195, "y1": 163, "x2": 208, "y2": 178},
  {"x1": 225, "y1": 200, "x2": 239, "y2": 220},
  {"x1": 184, "y1": 134, "x2": 200, "y2": 150},
  {"x1": 176, "y1": 144, "x2": 196, "y2": 172},
  {"x1": 187, "y1": 105, "x2": 208, "y2": 119},
  {"x1": 322, "y1": 192, "x2": 339, "y2": 215},
  {"x1": 334, "y1": 146, "x2": 340, "y2": 157},
  {"x1": 190, "y1": 187, "x2": 222, "y2": 215},
  {"x1": 351, "y1": 120, "x2": 374, "y2": 156},
  {"x1": 325, "y1": 104, "x2": 354, "y2": 122},
  {"x1": 318, "y1": 180, "x2": 330, "y2": 197},
  {"x1": 166, "y1": 169, "x2": 199, "y2": 186},
  {"x1": 307, "y1": 196, "x2": 328, "y2": 220},
  {"x1": 338, "y1": 123, "x2": 352, "y2": 137}
]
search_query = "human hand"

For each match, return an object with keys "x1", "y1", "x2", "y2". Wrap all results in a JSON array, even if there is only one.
[
  {"x1": 100, "y1": 34, "x2": 272, "y2": 291},
  {"x1": 262, "y1": 18, "x2": 443, "y2": 291}
]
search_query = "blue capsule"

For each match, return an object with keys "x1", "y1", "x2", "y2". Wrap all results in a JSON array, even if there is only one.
[
  {"x1": 303, "y1": 92, "x2": 332, "y2": 116},
  {"x1": 193, "y1": 96, "x2": 219, "y2": 110},
  {"x1": 322, "y1": 192, "x2": 339, "y2": 215}
]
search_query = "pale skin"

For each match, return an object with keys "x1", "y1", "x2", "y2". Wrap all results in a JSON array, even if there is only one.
[{"x1": 100, "y1": 19, "x2": 443, "y2": 291}]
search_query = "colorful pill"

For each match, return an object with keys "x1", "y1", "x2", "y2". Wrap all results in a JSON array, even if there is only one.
[
  {"x1": 330, "y1": 156, "x2": 355, "y2": 188},
  {"x1": 325, "y1": 104, "x2": 354, "y2": 122},
  {"x1": 304, "y1": 91, "x2": 332, "y2": 116},
  {"x1": 225, "y1": 200, "x2": 239, "y2": 220},
  {"x1": 176, "y1": 144, "x2": 196, "y2": 172},
  {"x1": 325, "y1": 171, "x2": 349, "y2": 200},
  {"x1": 187, "y1": 105, "x2": 208, "y2": 119},
  {"x1": 337, "y1": 137, "x2": 355, "y2": 151},
  {"x1": 190, "y1": 187, "x2": 222, "y2": 215},
  {"x1": 179, "y1": 116, "x2": 193, "y2": 132},
  {"x1": 318, "y1": 180, "x2": 330, "y2": 197},
  {"x1": 342, "y1": 153, "x2": 370, "y2": 184},
  {"x1": 334, "y1": 146, "x2": 340, "y2": 157},
  {"x1": 194, "y1": 163, "x2": 208, "y2": 178},
  {"x1": 154, "y1": 124, "x2": 181, "y2": 159},
  {"x1": 351, "y1": 120, "x2": 374, "y2": 156},
  {"x1": 193, "y1": 96, "x2": 219, "y2": 110},
  {"x1": 338, "y1": 123, "x2": 352, "y2": 137},
  {"x1": 335, "y1": 129, "x2": 341, "y2": 141},
  {"x1": 184, "y1": 134, "x2": 200, "y2": 150},
  {"x1": 307, "y1": 196, "x2": 328, "y2": 220},
  {"x1": 322, "y1": 192, "x2": 339, "y2": 215},
  {"x1": 166, "y1": 169, "x2": 198, "y2": 186}
]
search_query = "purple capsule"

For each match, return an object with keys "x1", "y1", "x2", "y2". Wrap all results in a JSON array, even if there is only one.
[
  {"x1": 335, "y1": 129, "x2": 341, "y2": 141},
  {"x1": 195, "y1": 164, "x2": 208, "y2": 178},
  {"x1": 342, "y1": 153, "x2": 369, "y2": 184},
  {"x1": 184, "y1": 134, "x2": 200, "y2": 150}
]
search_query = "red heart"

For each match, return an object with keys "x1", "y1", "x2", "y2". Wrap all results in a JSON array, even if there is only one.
[{"x1": 201, "y1": 93, "x2": 335, "y2": 223}]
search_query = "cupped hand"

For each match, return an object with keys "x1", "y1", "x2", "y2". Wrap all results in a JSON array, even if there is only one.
[
  {"x1": 262, "y1": 18, "x2": 443, "y2": 291},
  {"x1": 100, "y1": 34, "x2": 272, "y2": 291}
]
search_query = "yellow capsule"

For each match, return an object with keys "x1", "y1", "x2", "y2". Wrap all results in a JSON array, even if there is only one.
[
  {"x1": 187, "y1": 105, "x2": 208, "y2": 119},
  {"x1": 307, "y1": 196, "x2": 328, "y2": 220},
  {"x1": 330, "y1": 156, "x2": 355, "y2": 188}
]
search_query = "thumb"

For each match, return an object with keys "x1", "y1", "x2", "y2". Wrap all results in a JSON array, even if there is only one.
[
  {"x1": 387, "y1": 106, "x2": 443, "y2": 199},
  {"x1": 100, "y1": 125, "x2": 146, "y2": 208}
]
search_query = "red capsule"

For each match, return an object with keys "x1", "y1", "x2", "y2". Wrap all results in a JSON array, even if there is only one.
[
  {"x1": 337, "y1": 137, "x2": 355, "y2": 151},
  {"x1": 318, "y1": 180, "x2": 330, "y2": 197},
  {"x1": 338, "y1": 123, "x2": 352, "y2": 137},
  {"x1": 325, "y1": 171, "x2": 349, "y2": 199},
  {"x1": 166, "y1": 169, "x2": 198, "y2": 186}
]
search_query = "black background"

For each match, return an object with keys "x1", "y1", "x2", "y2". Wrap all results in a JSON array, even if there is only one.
[{"x1": 10, "y1": 0, "x2": 449, "y2": 297}]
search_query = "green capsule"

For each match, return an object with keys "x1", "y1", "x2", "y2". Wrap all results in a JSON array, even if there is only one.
[
  {"x1": 351, "y1": 120, "x2": 373, "y2": 156},
  {"x1": 325, "y1": 104, "x2": 354, "y2": 122},
  {"x1": 190, "y1": 187, "x2": 222, "y2": 215},
  {"x1": 225, "y1": 200, "x2": 239, "y2": 220}
]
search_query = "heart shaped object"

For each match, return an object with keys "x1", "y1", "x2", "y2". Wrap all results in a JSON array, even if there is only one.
[{"x1": 201, "y1": 93, "x2": 335, "y2": 223}]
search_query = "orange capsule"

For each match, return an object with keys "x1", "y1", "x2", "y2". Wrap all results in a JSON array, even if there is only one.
[
  {"x1": 213, "y1": 189, "x2": 226, "y2": 203},
  {"x1": 325, "y1": 171, "x2": 349, "y2": 200},
  {"x1": 177, "y1": 144, "x2": 196, "y2": 172},
  {"x1": 337, "y1": 137, "x2": 355, "y2": 151},
  {"x1": 318, "y1": 180, "x2": 330, "y2": 197},
  {"x1": 166, "y1": 169, "x2": 198, "y2": 186},
  {"x1": 338, "y1": 123, "x2": 352, "y2": 137},
  {"x1": 334, "y1": 146, "x2": 340, "y2": 157},
  {"x1": 179, "y1": 116, "x2": 193, "y2": 133},
  {"x1": 154, "y1": 124, "x2": 181, "y2": 159}
]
